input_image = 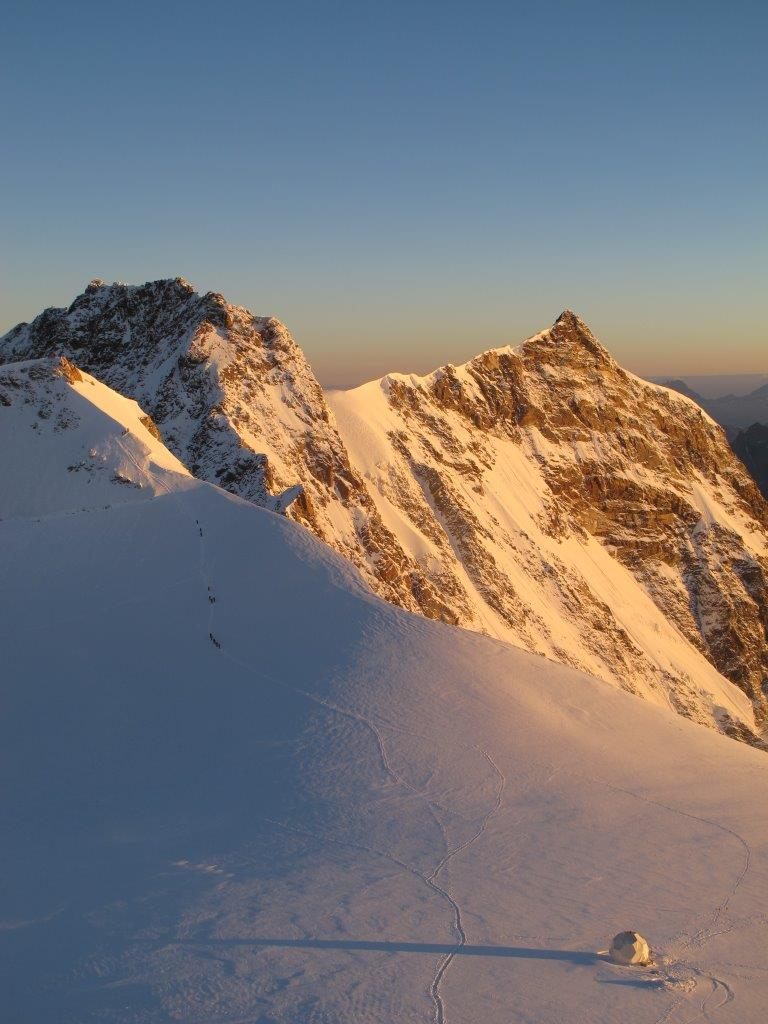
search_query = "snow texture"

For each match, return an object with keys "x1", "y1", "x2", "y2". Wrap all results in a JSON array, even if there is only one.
[{"x1": 1, "y1": 361, "x2": 768, "y2": 1023}]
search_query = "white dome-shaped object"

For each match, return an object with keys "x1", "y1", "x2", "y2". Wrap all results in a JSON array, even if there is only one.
[{"x1": 609, "y1": 931, "x2": 650, "y2": 965}]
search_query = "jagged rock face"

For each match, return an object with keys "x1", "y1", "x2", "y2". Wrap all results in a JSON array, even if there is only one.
[
  {"x1": 4, "y1": 288, "x2": 767, "y2": 743},
  {"x1": 329, "y1": 312, "x2": 768, "y2": 741},
  {"x1": 2, "y1": 280, "x2": 314, "y2": 509},
  {"x1": 660, "y1": 380, "x2": 768, "y2": 496},
  {"x1": 0, "y1": 279, "x2": 456, "y2": 621}
]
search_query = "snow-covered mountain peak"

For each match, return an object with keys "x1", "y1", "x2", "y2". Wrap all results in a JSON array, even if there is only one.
[
  {"x1": 379, "y1": 311, "x2": 618, "y2": 436},
  {"x1": 0, "y1": 281, "x2": 458, "y2": 620},
  {"x1": 3, "y1": 286, "x2": 766, "y2": 745},
  {"x1": 0, "y1": 278, "x2": 316, "y2": 510},
  {"x1": 7, "y1": 277, "x2": 295, "y2": 371},
  {"x1": 330, "y1": 313, "x2": 768, "y2": 741}
]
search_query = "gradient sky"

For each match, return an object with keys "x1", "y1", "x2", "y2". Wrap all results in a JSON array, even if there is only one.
[{"x1": 2, "y1": 0, "x2": 766, "y2": 386}]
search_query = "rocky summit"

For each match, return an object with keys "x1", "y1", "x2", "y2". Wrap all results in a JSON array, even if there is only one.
[{"x1": 3, "y1": 283, "x2": 767, "y2": 743}]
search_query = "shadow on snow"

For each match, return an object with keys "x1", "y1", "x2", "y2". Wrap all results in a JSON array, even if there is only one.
[{"x1": 181, "y1": 937, "x2": 601, "y2": 964}]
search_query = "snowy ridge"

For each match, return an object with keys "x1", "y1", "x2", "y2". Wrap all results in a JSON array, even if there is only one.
[
  {"x1": 2, "y1": 385, "x2": 768, "y2": 1022},
  {"x1": 0, "y1": 357, "x2": 191, "y2": 519}
]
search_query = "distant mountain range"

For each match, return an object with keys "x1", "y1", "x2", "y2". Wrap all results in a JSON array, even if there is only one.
[
  {"x1": 659, "y1": 377, "x2": 768, "y2": 431},
  {"x1": 2, "y1": 280, "x2": 767, "y2": 745},
  {"x1": 650, "y1": 373, "x2": 768, "y2": 400}
]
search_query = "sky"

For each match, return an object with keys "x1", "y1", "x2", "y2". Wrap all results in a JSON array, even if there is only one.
[{"x1": 1, "y1": 0, "x2": 766, "y2": 387}]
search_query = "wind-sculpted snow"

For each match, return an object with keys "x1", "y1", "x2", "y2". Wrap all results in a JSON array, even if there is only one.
[
  {"x1": 3, "y1": 285, "x2": 767, "y2": 743},
  {"x1": 2, "y1": 394, "x2": 768, "y2": 1023}
]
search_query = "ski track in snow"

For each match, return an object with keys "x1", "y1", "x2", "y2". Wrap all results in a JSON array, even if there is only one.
[
  {"x1": 591, "y1": 776, "x2": 752, "y2": 937},
  {"x1": 182, "y1": 496, "x2": 507, "y2": 1024},
  {"x1": 684, "y1": 969, "x2": 734, "y2": 1024},
  {"x1": 650, "y1": 965, "x2": 734, "y2": 1024},
  {"x1": 424, "y1": 746, "x2": 505, "y2": 1024},
  {"x1": 4, "y1": 354, "x2": 767, "y2": 1024},
  {"x1": 177, "y1": 494, "x2": 753, "y2": 1024}
]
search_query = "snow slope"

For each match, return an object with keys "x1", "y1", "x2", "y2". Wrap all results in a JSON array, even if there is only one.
[
  {"x1": 2, "y1": 366, "x2": 768, "y2": 1023},
  {"x1": 0, "y1": 358, "x2": 192, "y2": 519}
]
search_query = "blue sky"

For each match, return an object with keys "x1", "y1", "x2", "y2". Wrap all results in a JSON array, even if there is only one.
[{"x1": 2, "y1": 0, "x2": 766, "y2": 385}]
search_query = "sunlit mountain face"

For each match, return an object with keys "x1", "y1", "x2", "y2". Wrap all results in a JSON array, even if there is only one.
[{"x1": 4, "y1": 283, "x2": 767, "y2": 744}]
